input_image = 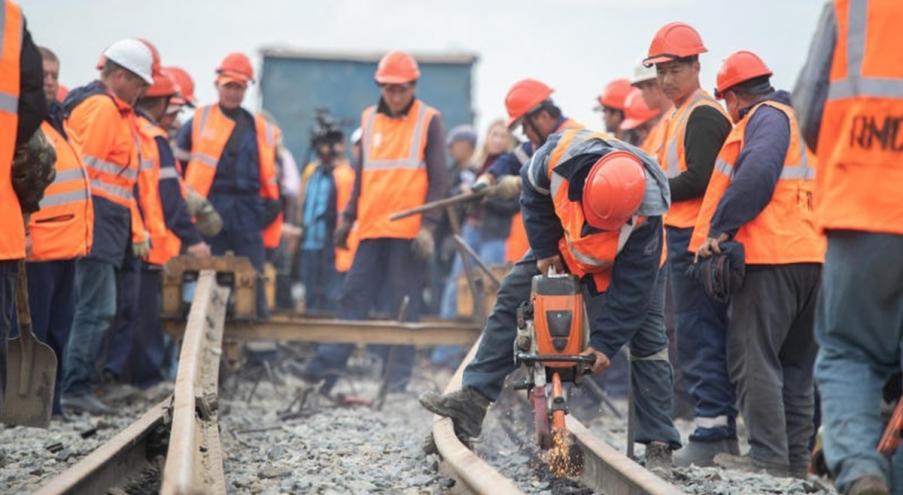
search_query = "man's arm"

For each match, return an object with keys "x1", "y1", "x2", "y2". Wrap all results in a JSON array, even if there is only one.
[
  {"x1": 793, "y1": 1, "x2": 836, "y2": 152},
  {"x1": 174, "y1": 118, "x2": 193, "y2": 168},
  {"x1": 709, "y1": 106, "x2": 790, "y2": 239},
  {"x1": 669, "y1": 106, "x2": 731, "y2": 202},
  {"x1": 421, "y1": 114, "x2": 449, "y2": 229},
  {"x1": 341, "y1": 149, "x2": 362, "y2": 224},
  {"x1": 520, "y1": 146, "x2": 563, "y2": 259},
  {"x1": 156, "y1": 136, "x2": 203, "y2": 246},
  {"x1": 488, "y1": 142, "x2": 532, "y2": 178},
  {"x1": 16, "y1": 20, "x2": 47, "y2": 146}
]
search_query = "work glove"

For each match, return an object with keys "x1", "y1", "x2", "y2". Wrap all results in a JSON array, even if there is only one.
[
  {"x1": 186, "y1": 241, "x2": 211, "y2": 258},
  {"x1": 334, "y1": 219, "x2": 351, "y2": 249},
  {"x1": 411, "y1": 228, "x2": 435, "y2": 260},
  {"x1": 133, "y1": 238, "x2": 151, "y2": 259},
  {"x1": 186, "y1": 189, "x2": 223, "y2": 237},
  {"x1": 12, "y1": 128, "x2": 57, "y2": 214},
  {"x1": 489, "y1": 175, "x2": 521, "y2": 200},
  {"x1": 470, "y1": 173, "x2": 495, "y2": 194}
]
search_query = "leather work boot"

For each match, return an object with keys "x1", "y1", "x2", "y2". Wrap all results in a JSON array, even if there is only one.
[
  {"x1": 847, "y1": 475, "x2": 890, "y2": 495},
  {"x1": 61, "y1": 394, "x2": 113, "y2": 415},
  {"x1": 419, "y1": 387, "x2": 490, "y2": 440},
  {"x1": 673, "y1": 438, "x2": 740, "y2": 467},
  {"x1": 644, "y1": 441, "x2": 673, "y2": 472},
  {"x1": 713, "y1": 453, "x2": 789, "y2": 477}
]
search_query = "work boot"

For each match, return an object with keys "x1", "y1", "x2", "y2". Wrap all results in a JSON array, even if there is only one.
[
  {"x1": 673, "y1": 438, "x2": 740, "y2": 467},
  {"x1": 847, "y1": 475, "x2": 890, "y2": 495},
  {"x1": 713, "y1": 453, "x2": 789, "y2": 477},
  {"x1": 419, "y1": 387, "x2": 490, "y2": 440},
  {"x1": 61, "y1": 394, "x2": 113, "y2": 415},
  {"x1": 644, "y1": 441, "x2": 673, "y2": 472}
]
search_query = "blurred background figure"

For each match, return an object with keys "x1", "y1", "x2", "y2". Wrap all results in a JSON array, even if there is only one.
[{"x1": 595, "y1": 78, "x2": 631, "y2": 139}]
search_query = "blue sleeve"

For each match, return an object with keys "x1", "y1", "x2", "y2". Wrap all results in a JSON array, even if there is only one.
[
  {"x1": 590, "y1": 216, "x2": 663, "y2": 358},
  {"x1": 156, "y1": 136, "x2": 203, "y2": 246},
  {"x1": 520, "y1": 147, "x2": 563, "y2": 259},
  {"x1": 175, "y1": 118, "x2": 193, "y2": 168},
  {"x1": 489, "y1": 142, "x2": 532, "y2": 177},
  {"x1": 709, "y1": 106, "x2": 790, "y2": 238}
]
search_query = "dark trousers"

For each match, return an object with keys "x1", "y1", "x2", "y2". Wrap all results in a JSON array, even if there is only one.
[
  {"x1": 667, "y1": 226, "x2": 736, "y2": 440},
  {"x1": 123, "y1": 266, "x2": 166, "y2": 387},
  {"x1": 300, "y1": 248, "x2": 337, "y2": 312},
  {"x1": 24, "y1": 260, "x2": 76, "y2": 415},
  {"x1": 62, "y1": 258, "x2": 116, "y2": 397},
  {"x1": 104, "y1": 252, "x2": 142, "y2": 381},
  {"x1": 305, "y1": 238, "x2": 425, "y2": 392},
  {"x1": 726, "y1": 263, "x2": 820, "y2": 470},
  {"x1": 0, "y1": 260, "x2": 18, "y2": 402}
]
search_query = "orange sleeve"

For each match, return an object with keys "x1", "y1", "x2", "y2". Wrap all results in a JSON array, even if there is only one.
[{"x1": 65, "y1": 96, "x2": 117, "y2": 162}]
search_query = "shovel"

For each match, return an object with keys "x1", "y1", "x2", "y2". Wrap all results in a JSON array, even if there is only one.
[{"x1": 1, "y1": 260, "x2": 57, "y2": 427}]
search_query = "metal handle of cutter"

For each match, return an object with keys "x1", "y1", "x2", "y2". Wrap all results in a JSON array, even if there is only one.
[{"x1": 389, "y1": 188, "x2": 490, "y2": 221}]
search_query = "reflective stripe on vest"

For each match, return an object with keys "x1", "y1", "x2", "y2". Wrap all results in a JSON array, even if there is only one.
[
  {"x1": 0, "y1": 2, "x2": 25, "y2": 259},
  {"x1": 83, "y1": 155, "x2": 139, "y2": 181},
  {"x1": 0, "y1": 3, "x2": 20, "y2": 117},
  {"x1": 38, "y1": 167, "x2": 91, "y2": 209},
  {"x1": 90, "y1": 179, "x2": 132, "y2": 201},
  {"x1": 663, "y1": 91, "x2": 711, "y2": 178},
  {"x1": 362, "y1": 103, "x2": 429, "y2": 171}
]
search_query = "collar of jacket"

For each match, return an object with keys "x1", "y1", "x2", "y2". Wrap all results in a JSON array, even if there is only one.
[
  {"x1": 46, "y1": 101, "x2": 68, "y2": 138},
  {"x1": 376, "y1": 96, "x2": 416, "y2": 118}
]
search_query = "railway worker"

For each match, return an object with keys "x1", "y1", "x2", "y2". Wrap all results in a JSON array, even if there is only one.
[
  {"x1": 421, "y1": 128, "x2": 682, "y2": 469},
  {"x1": 301, "y1": 51, "x2": 448, "y2": 394},
  {"x1": 60, "y1": 38, "x2": 153, "y2": 415},
  {"x1": 176, "y1": 52, "x2": 281, "y2": 320},
  {"x1": 620, "y1": 88, "x2": 662, "y2": 148},
  {"x1": 105, "y1": 69, "x2": 210, "y2": 387},
  {"x1": 644, "y1": 22, "x2": 737, "y2": 466},
  {"x1": 0, "y1": 0, "x2": 49, "y2": 404},
  {"x1": 630, "y1": 60, "x2": 672, "y2": 158},
  {"x1": 689, "y1": 51, "x2": 823, "y2": 478},
  {"x1": 595, "y1": 78, "x2": 632, "y2": 139},
  {"x1": 795, "y1": 1, "x2": 903, "y2": 494}
]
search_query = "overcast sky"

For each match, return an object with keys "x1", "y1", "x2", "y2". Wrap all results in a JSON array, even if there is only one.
[{"x1": 20, "y1": 0, "x2": 825, "y2": 136}]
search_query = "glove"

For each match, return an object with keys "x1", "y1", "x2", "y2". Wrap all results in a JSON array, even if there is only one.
[
  {"x1": 186, "y1": 189, "x2": 223, "y2": 237},
  {"x1": 470, "y1": 174, "x2": 494, "y2": 193},
  {"x1": 490, "y1": 175, "x2": 521, "y2": 200},
  {"x1": 133, "y1": 239, "x2": 151, "y2": 259},
  {"x1": 186, "y1": 242, "x2": 211, "y2": 258},
  {"x1": 334, "y1": 220, "x2": 351, "y2": 249},
  {"x1": 411, "y1": 228, "x2": 435, "y2": 260},
  {"x1": 12, "y1": 128, "x2": 57, "y2": 214}
]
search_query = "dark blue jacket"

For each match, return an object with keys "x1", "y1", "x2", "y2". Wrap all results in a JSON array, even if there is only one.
[{"x1": 153, "y1": 135, "x2": 202, "y2": 247}]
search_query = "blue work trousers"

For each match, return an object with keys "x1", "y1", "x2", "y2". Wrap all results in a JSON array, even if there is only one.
[
  {"x1": 0, "y1": 260, "x2": 18, "y2": 402},
  {"x1": 462, "y1": 254, "x2": 681, "y2": 448},
  {"x1": 124, "y1": 266, "x2": 167, "y2": 387},
  {"x1": 104, "y1": 252, "x2": 141, "y2": 381},
  {"x1": 300, "y1": 248, "x2": 338, "y2": 312},
  {"x1": 815, "y1": 231, "x2": 903, "y2": 494},
  {"x1": 667, "y1": 226, "x2": 736, "y2": 440},
  {"x1": 305, "y1": 238, "x2": 425, "y2": 392}
]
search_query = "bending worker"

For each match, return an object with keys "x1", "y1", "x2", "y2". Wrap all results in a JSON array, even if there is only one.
[{"x1": 420, "y1": 128, "x2": 681, "y2": 468}]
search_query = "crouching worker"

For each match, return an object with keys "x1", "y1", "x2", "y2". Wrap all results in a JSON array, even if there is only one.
[{"x1": 420, "y1": 128, "x2": 681, "y2": 465}]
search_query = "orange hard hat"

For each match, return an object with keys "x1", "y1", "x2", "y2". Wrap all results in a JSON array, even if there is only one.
[
  {"x1": 597, "y1": 78, "x2": 632, "y2": 111},
  {"x1": 145, "y1": 69, "x2": 178, "y2": 98},
  {"x1": 217, "y1": 52, "x2": 254, "y2": 85},
  {"x1": 582, "y1": 150, "x2": 647, "y2": 230},
  {"x1": 505, "y1": 78, "x2": 554, "y2": 128},
  {"x1": 56, "y1": 84, "x2": 69, "y2": 103},
  {"x1": 715, "y1": 50, "x2": 773, "y2": 98},
  {"x1": 643, "y1": 22, "x2": 707, "y2": 66},
  {"x1": 374, "y1": 50, "x2": 420, "y2": 85},
  {"x1": 165, "y1": 66, "x2": 197, "y2": 106},
  {"x1": 137, "y1": 38, "x2": 162, "y2": 77},
  {"x1": 621, "y1": 88, "x2": 661, "y2": 130}
]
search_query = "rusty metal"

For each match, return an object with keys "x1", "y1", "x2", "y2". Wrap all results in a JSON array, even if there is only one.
[
  {"x1": 162, "y1": 255, "x2": 256, "y2": 319},
  {"x1": 161, "y1": 270, "x2": 230, "y2": 495}
]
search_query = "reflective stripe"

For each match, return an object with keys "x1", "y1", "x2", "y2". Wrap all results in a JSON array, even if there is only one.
[
  {"x1": 263, "y1": 122, "x2": 275, "y2": 146},
  {"x1": 663, "y1": 92, "x2": 707, "y2": 178},
  {"x1": 407, "y1": 104, "x2": 428, "y2": 161},
  {"x1": 0, "y1": 92, "x2": 17, "y2": 114},
  {"x1": 527, "y1": 154, "x2": 550, "y2": 195},
  {"x1": 362, "y1": 102, "x2": 429, "y2": 171},
  {"x1": 140, "y1": 159, "x2": 155, "y2": 172},
  {"x1": 513, "y1": 146, "x2": 530, "y2": 166},
  {"x1": 629, "y1": 348, "x2": 669, "y2": 361},
  {"x1": 173, "y1": 147, "x2": 191, "y2": 161},
  {"x1": 90, "y1": 179, "x2": 132, "y2": 201},
  {"x1": 716, "y1": 158, "x2": 815, "y2": 180},
  {"x1": 83, "y1": 156, "x2": 137, "y2": 180},
  {"x1": 158, "y1": 167, "x2": 180, "y2": 180},
  {"x1": 695, "y1": 416, "x2": 729, "y2": 429},
  {"x1": 38, "y1": 189, "x2": 89, "y2": 209},
  {"x1": 52, "y1": 168, "x2": 86, "y2": 183},
  {"x1": 197, "y1": 106, "x2": 212, "y2": 136},
  {"x1": 190, "y1": 152, "x2": 219, "y2": 168},
  {"x1": 828, "y1": 0, "x2": 903, "y2": 100}
]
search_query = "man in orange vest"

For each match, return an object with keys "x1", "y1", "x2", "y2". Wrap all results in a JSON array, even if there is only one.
[
  {"x1": 176, "y1": 52, "x2": 281, "y2": 320},
  {"x1": 689, "y1": 51, "x2": 823, "y2": 478},
  {"x1": 595, "y1": 78, "x2": 632, "y2": 139},
  {"x1": 59, "y1": 38, "x2": 153, "y2": 415},
  {"x1": 795, "y1": 2, "x2": 903, "y2": 493},
  {"x1": 644, "y1": 22, "x2": 737, "y2": 465},
  {"x1": 421, "y1": 129, "x2": 681, "y2": 466},
  {"x1": 0, "y1": 0, "x2": 48, "y2": 403},
  {"x1": 301, "y1": 51, "x2": 448, "y2": 393}
]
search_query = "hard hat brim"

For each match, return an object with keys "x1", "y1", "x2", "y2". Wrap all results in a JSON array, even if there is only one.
[
  {"x1": 643, "y1": 54, "x2": 679, "y2": 67},
  {"x1": 217, "y1": 74, "x2": 250, "y2": 87},
  {"x1": 375, "y1": 75, "x2": 418, "y2": 85}
]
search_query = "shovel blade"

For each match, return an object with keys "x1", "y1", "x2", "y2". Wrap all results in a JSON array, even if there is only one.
[{"x1": 1, "y1": 335, "x2": 57, "y2": 428}]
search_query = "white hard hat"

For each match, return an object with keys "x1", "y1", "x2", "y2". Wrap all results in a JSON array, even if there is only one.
[
  {"x1": 350, "y1": 127, "x2": 363, "y2": 145},
  {"x1": 630, "y1": 60, "x2": 657, "y2": 86},
  {"x1": 102, "y1": 38, "x2": 154, "y2": 85}
]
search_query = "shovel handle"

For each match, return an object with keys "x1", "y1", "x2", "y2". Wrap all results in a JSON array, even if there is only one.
[{"x1": 15, "y1": 260, "x2": 33, "y2": 396}]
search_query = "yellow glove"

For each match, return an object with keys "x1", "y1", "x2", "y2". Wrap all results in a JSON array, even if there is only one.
[
  {"x1": 490, "y1": 175, "x2": 522, "y2": 200},
  {"x1": 133, "y1": 239, "x2": 151, "y2": 259},
  {"x1": 186, "y1": 189, "x2": 223, "y2": 237},
  {"x1": 411, "y1": 228, "x2": 435, "y2": 260}
]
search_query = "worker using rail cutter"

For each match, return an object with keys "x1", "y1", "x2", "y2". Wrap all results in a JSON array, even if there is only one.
[
  {"x1": 644, "y1": 21, "x2": 737, "y2": 466},
  {"x1": 301, "y1": 51, "x2": 448, "y2": 393},
  {"x1": 689, "y1": 51, "x2": 823, "y2": 478},
  {"x1": 420, "y1": 127, "x2": 682, "y2": 468},
  {"x1": 794, "y1": 1, "x2": 903, "y2": 494},
  {"x1": 595, "y1": 78, "x2": 632, "y2": 139},
  {"x1": 176, "y1": 52, "x2": 281, "y2": 320}
]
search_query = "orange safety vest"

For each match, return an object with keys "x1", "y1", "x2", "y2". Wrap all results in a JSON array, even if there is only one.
[
  {"x1": 136, "y1": 115, "x2": 183, "y2": 266},
  {"x1": 547, "y1": 129, "x2": 646, "y2": 292},
  {"x1": 333, "y1": 159, "x2": 359, "y2": 272},
  {"x1": 641, "y1": 114, "x2": 669, "y2": 158},
  {"x1": 261, "y1": 122, "x2": 283, "y2": 249},
  {"x1": 689, "y1": 101, "x2": 824, "y2": 264},
  {"x1": 357, "y1": 99, "x2": 438, "y2": 240},
  {"x1": 28, "y1": 122, "x2": 93, "y2": 261},
  {"x1": 815, "y1": 0, "x2": 903, "y2": 235},
  {"x1": 660, "y1": 88, "x2": 729, "y2": 229},
  {"x1": 0, "y1": 0, "x2": 24, "y2": 260},
  {"x1": 183, "y1": 104, "x2": 281, "y2": 228}
]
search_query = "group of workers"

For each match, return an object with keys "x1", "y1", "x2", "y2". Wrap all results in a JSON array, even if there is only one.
[{"x1": 1, "y1": 1, "x2": 901, "y2": 494}]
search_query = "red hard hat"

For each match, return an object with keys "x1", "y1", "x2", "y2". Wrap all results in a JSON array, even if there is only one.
[
  {"x1": 621, "y1": 88, "x2": 661, "y2": 130},
  {"x1": 217, "y1": 52, "x2": 254, "y2": 84},
  {"x1": 597, "y1": 78, "x2": 632, "y2": 111},
  {"x1": 165, "y1": 66, "x2": 197, "y2": 106},
  {"x1": 715, "y1": 50, "x2": 773, "y2": 98},
  {"x1": 643, "y1": 22, "x2": 707, "y2": 66},
  {"x1": 137, "y1": 38, "x2": 162, "y2": 77},
  {"x1": 505, "y1": 78, "x2": 554, "y2": 128},
  {"x1": 582, "y1": 151, "x2": 647, "y2": 230},
  {"x1": 145, "y1": 69, "x2": 179, "y2": 98},
  {"x1": 374, "y1": 50, "x2": 420, "y2": 85}
]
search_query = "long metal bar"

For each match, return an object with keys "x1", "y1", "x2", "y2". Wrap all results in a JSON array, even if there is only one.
[{"x1": 452, "y1": 234, "x2": 502, "y2": 289}]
